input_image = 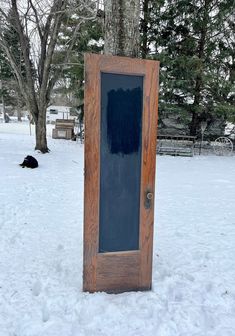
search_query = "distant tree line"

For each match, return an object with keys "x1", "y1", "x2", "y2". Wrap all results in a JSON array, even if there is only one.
[{"x1": 0, "y1": 0, "x2": 234, "y2": 152}]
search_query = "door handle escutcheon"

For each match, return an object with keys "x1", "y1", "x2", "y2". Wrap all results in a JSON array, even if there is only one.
[
  {"x1": 145, "y1": 191, "x2": 154, "y2": 209},
  {"x1": 146, "y1": 192, "x2": 153, "y2": 200}
]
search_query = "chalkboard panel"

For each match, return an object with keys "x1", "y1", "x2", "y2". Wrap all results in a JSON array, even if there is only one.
[{"x1": 99, "y1": 73, "x2": 143, "y2": 253}]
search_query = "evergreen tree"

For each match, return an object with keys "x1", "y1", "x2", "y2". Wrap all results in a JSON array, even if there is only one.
[{"x1": 143, "y1": 0, "x2": 235, "y2": 137}]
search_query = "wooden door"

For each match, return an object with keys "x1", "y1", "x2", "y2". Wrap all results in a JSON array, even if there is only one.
[{"x1": 83, "y1": 53, "x2": 159, "y2": 293}]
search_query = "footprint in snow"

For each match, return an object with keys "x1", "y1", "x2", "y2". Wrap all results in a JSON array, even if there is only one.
[
  {"x1": 42, "y1": 301, "x2": 50, "y2": 322},
  {"x1": 32, "y1": 280, "x2": 42, "y2": 296}
]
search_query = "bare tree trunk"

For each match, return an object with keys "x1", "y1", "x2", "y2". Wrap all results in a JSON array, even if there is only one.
[
  {"x1": 0, "y1": 79, "x2": 7, "y2": 122},
  {"x1": 17, "y1": 96, "x2": 22, "y2": 121},
  {"x1": 35, "y1": 106, "x2": 48, "y2": 153},
  {"x1": 2, "y1": 93, "x2": 7, "y2": 122},
  {"x1": 190, "y1": 0, "x2": 209, "y2": 136},
  {"x1": 141, "y1": 0, "x2": 150, "y2": 59},
  {"x1": 17, "y1": 109, "x2": 22, "y2": 121},
  {"x1": 104, "y1": 0, "x2": 140, "y2": 57},
  {"x1": 0, "y1": 0, "x2": 96, "y2": 152}
]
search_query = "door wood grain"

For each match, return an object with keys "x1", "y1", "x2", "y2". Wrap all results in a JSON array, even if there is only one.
[{"x1": 83, "y1": 53, "x2": 159, "y2": 293}]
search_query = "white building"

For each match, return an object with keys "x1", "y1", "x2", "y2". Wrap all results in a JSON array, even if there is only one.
[{"x1": 46, "y1": 105, "x2": 75, "y2": 123}]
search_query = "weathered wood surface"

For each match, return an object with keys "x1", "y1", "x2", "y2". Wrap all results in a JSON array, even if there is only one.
[
  {"x1": 157, "y1": 134, "x2": 196, "y2": 157},
  {"x1": 139, "y1": 59, "x2": 159, "y2": 290},
  {"x1": 83, "y1": 53, "x2": 159, "y2": 293},
  {"x1": 83, "y1": 55, "x2": 100, "y2": 292},
  {"x1": 55, "y1": 119, "x2": 75, "y2": 129},
  {"x1": 52, "y1": 119, "x2": 75, "y2": 139}
]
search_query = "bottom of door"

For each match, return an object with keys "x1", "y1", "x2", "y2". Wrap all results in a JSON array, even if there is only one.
[{"x1": 83, "y1": 251, "x2": 152, "y2": 293}]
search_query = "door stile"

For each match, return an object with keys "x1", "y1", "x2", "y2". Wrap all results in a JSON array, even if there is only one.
[
  {"x1": 139, "y1": 61, "x2": 159, "y2": 289},
  {"x1": 83, "y1": 54, "x2": 101, "y2": 292}
]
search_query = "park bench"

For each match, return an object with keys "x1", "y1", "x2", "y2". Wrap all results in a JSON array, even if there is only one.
[
  {"x1": 52, "y1": 119, "x2": 75, "y2": 140},
  {"x1": 157, "y1": 134, "x2": 196, "y2": 157}
]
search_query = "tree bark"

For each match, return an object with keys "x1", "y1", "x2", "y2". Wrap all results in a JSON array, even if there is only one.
[
  {"x1": 190, "y1": 108, "x2": 199, "y2": 136},
  {"x1": 1, "y1": 93, "x2": 7, "y2": 123},
  {"x1": 17, "y1": 109, "x2": 22, "y2": 122},
  {"x1": 35, "y1": 107, "x2": 48, "y2": 153},
  {"x1": 141, "y1": 0, "x2": 150, "y2": 59},
  {"x1": 16, "y1": 94, "x2": 22, "y2": 121},
  {"x1": 189, "y1": 0, "x2": 209, "y2": 136},
  {"x1": 104, "y1": 0, "x2": 140, "y2": 57}
]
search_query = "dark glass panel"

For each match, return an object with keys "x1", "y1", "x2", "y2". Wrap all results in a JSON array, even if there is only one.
[{"x1": 99, "y1": 73, "x2": 143, "y2": 253}]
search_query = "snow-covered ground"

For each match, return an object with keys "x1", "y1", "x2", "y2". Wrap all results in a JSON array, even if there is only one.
[{"x1": 0, "y1": 123, "x2": 235, "y2": 336}]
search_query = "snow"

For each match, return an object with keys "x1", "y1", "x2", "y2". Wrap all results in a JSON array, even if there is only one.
[{"x1": 0, "y1": 123, "x2": 235, "y2": 336}]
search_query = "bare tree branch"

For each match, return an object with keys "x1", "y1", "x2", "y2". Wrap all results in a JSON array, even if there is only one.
[
  {"x1": 0, "y1": 39, "x2": 27, "y2": 102},
  {"x1": 0, "y1": 0, "x2": 99, "y2": 152},
  {"x1": 28, "y1": 0, "x2": 43, "y2": 40}
]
